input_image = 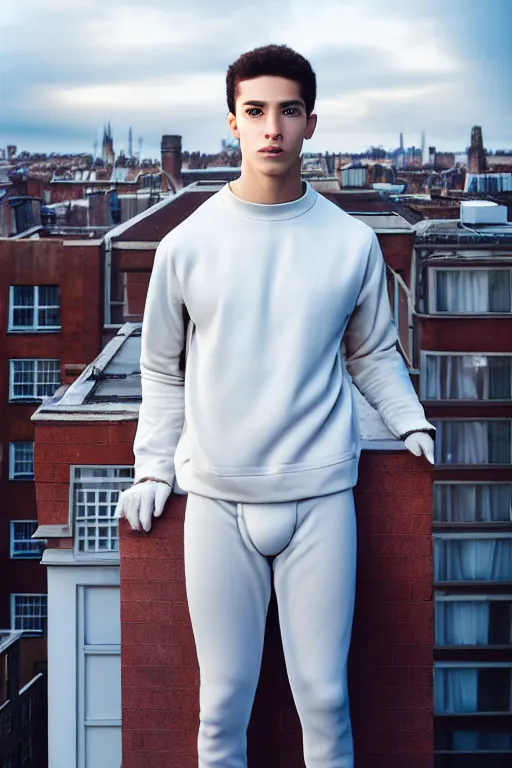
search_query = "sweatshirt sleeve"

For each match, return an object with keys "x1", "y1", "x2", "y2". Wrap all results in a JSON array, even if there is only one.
[
  {"x1": 344, "y1": 231, "x2": 435, "y2": 440},
  {"x1": 133, "y1": 238, "x2": 186, "y2": 485}
]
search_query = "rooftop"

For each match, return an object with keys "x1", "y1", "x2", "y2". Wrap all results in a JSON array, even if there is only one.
[
  {"x1": 32, "y1": 324, "x2": 404, "y2": 451},
  {"x1": 0, "y1": 630, "x2": 23, "y2": 654},
  {"x1": 414, "y1": 217, "x2": 512, "y2": 244}
]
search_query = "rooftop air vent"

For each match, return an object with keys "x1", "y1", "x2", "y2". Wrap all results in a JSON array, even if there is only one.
[{"x1": 460, "y1": 200, "x2": 508, "y2": 225}]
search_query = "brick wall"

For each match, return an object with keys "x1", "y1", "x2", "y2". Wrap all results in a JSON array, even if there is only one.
[
  {"x1": 119, "y1": 450, "x2": 434, "y2": 768},
  {"x1": 0, "y1": 238, "x2": 103, "y2": 626}
]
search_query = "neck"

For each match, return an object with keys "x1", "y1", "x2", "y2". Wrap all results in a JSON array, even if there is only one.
[{"x1": 230, "y1": 157, "x2": 304, "y2": 204}]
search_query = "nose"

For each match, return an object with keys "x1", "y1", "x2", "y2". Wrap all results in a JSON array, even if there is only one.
[{"x1": 264, "y1": 109, "x2": 282, "y2": 138}]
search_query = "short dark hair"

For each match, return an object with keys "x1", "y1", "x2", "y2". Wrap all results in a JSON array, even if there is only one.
[{"x1": 226, "y1": 44, "x2": 317, "y2": 118}]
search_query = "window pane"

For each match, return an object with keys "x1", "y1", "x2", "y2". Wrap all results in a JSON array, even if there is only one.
[
  {"x1": 11, "y1": 443, "x2": 34, "y2": 478},
  {"x1": 435, "y1": 599, "x2": 512, "y2": 645},
  {"x1": 12, "y1": 595, "x2": 47, "y2": 632},
  {"x1": 11, "y1": 521, "x2": 45, "y2": 558},
  {"x1": 424, "y1": 355, "x2": 512, "y2": 400},
  {"x1": 434, "y1": 666, "x2": 512, "y2": 714},
  {"x1": 12, "y1": 360, "x2": 35, "y2": 398},
  {"x1": 35, "y1": 360, "x2": 60, "y2": 397},
  {"x1": 433, "y1": 421, "x2": 512, "y2": 464},
  {"x1": 38, "y1": 285, "x2": 59, "y2": 305},
  {"x1": 11, "y1": 287, "x2": 35, "y2": 327},
  {"x1": 38, "y1": 306, "x2": 61, "y2": 326},
  {"x1": 435, "y1": 270, "x2": 512, "y2": 313},
  {"x1": 435, "y1": 755, "x2": 512, "y2": 768},
  {"x1": 73, "y1": 466, "x2": 134, "y2": 554},
  {"x1": 435, "y1": 729, "x2": 512, "y2": 750},
  {"x1": 434, "y1": 484, "x2": 512, "y2": 523},
  {"x1": 434, "y1": 538, "x2": 512, "y2": 582}
]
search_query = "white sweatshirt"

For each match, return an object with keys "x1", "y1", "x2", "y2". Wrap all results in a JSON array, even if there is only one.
[{"x1": 133, "y1": 180, "x2": 434, "y2": 502}]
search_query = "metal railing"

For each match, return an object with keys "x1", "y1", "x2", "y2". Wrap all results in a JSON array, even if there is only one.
[
  {"x1": 0, "y1": 673, "x2": 47, "y2": 768},
  {"x1": 386, "y1": 264, "x2": 416, "y2": 370}
]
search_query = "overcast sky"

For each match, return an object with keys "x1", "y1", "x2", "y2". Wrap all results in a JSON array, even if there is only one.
[{"x1": 1, "y1": 0, "x2": 511, "y2": 159}]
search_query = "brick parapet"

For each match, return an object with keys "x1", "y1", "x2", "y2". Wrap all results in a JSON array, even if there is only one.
[{"x1": 119, "y1": 450, "x2": 434, "y2": 768}]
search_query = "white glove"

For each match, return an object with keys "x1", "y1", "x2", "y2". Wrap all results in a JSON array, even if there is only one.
[
  {"x1": 404, "y1": 432, "x2": 435, "y2": 465},
  {"x1": 115, "y1": 480, "x2": 172, "y2": 533}
]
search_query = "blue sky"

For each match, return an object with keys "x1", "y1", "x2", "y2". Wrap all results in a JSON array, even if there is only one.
[{"x1": 0, "y1": 0, "x2": 510, "y2": 158}]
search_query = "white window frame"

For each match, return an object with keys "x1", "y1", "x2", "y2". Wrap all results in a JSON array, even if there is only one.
[
  {"x1": 10, "y1": 520, "x2": 46, "y2": 558},
  {"x1": 70, "y1": 465, "x2": 134, "y2": 559},
  {"x1": 428, "y1": 266, "x2": 512, "y2": 315},
  {"x1": 420, "y1": 351, "x2": 512, "y2": 401},
  {"x1": 8, "y1": 285, "x2": 61, "y2": 331},
  {"x1": 8, "y1": 442, "x2": 34, "y2": 480},
  {"x1": 432, "y1": 418, "x2": 512, "y2": 466},
  {"x1": 434, "y1": 661, "x2": 512, "y2": 716},
  {"x1": 10, "y1": 593, "x2": 47, "y2": 634},
  {"x1": 8, "y1": 358, "x2": 61, "y2": 401}
]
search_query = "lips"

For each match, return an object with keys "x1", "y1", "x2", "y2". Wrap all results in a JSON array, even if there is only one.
[{"x1": 259, "y1": 147, "x2": 283, "y2": 154}]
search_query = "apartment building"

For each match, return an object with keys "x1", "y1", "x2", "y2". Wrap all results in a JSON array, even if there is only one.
[
  {"x1": 414, "y1": 203, "x2": 512, "y2": 767},
  {"x1": 0, "y1": 237, "x2": 103, "y2": 637}
]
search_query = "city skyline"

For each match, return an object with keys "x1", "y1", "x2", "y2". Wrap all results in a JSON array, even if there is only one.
[{"x1": 1, "y1": 0, "x2": 511, "y2": 159}]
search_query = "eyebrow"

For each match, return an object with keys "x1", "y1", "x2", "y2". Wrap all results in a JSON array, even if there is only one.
[{"x1": 241, "y1": 100, "x2": 305, "y2": 109}]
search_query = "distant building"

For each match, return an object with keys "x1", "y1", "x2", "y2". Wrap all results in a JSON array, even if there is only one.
[
  {"x1": 468, "y1": 125, "x2": 486, "y2": 175},
  {"x1": 102, "y1": 122, "x2": 115, "y2": 166}
]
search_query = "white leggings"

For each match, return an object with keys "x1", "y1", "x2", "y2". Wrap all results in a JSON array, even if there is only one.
[{"x1": 184, "y1": 490, "x2": 357, "y2": 768}]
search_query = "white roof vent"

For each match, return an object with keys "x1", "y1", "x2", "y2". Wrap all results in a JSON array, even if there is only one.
[{"x1": 460, "y1": 200, "x2": 508, "y2": 225}]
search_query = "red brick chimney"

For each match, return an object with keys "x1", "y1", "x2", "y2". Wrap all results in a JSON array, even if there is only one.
[{"x1": 161, "y1": 135, "x2": 182, "y2": 189}]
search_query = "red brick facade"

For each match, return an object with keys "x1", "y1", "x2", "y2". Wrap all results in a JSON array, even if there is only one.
[{"x1": 0, "y1": 238, "x2": 103, "y2": 627}]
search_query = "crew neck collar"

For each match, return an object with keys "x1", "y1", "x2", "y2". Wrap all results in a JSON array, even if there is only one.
[{"x1": 218, "y1": 179, "x2": 317, "y2": 221}]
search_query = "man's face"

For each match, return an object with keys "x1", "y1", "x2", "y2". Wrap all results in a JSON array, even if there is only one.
[{"x1": 227, "y1": 76, "x2": 317, "y2": 178}]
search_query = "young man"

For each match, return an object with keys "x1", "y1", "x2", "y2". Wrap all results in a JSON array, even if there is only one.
[{"x1": 116, "y1": 44, "x2": 435, "y2": 768}]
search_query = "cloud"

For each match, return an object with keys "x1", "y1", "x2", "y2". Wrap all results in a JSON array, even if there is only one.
[{"x1": 0, "y1": 0, "x2": 510, "y2": 155}]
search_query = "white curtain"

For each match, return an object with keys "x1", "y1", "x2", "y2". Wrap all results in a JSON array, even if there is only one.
[
  {"x1": 434, "y1": 483, "x2": 512, "y2": 523},
  {"x1": 435, "y1": 538, "x2": 512, "y2": 581},
  {"x1": 436, "y1": 270, "x2": 512, "y2": 312},
  {"x1": 426, "y1": 355, "x2": 512, "y2": 400},
  {"x1": 436, "y1": 601, "x2": 490, "y2": 644},
  {"x1": 435, "y1": 668, "x2": 478, "y2": 713},
  {"x1": 434, "y1": 421, "x2": 512, "y2": 464}
]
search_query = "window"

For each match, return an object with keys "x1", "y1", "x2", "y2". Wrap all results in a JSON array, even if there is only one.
[
  {"x1": 434, "y1": 483, "x2": 512, "y2": 524},
  {"x1": 422, "y1": 354, "x2": 512, "y2": 400},
  {"x1": 10, "y1": 594, "x2": 47, "y2": 633},
  {"x1": 9, "y1": 359, "x2": 61, "y2": 400},
  {"x1": 433, "y1": 421, "x2": 512, "y2": 465},
  {"x1": 72, "y1": 466, "x2": 134, "y2": 554},
  {"x1": 434, "y1": 534, "x2": 512, "y2": 583},
  {"x1": 9, "y1": 285, "x2": 60, "y2": 330},
  {"x1": 9, "y1": 443, "x2": 34, "y2": 479},
  {"x1": 10, "y1": 521, "x2": 45, "y2": 558},
  {"x1": 436, "y1": 597, "x2": 512, "y2": 645},
  {"x1": 436, "y1": 730, "x2": 512, "y2": 751},
  {"x1": 434, "y1": 663, "x2": 512, "y2": 714},
  {"x1": 430, "y1": 268, "x2": 512, "y2": 313},
  {"x1": 435, "y1": 731, "x2": 512, "y2": 768}
]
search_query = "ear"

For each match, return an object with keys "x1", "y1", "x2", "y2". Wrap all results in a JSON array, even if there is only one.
[
  {"x1": 227, "y1": 111, "x2": 240, "y2": 141},
  {"x1": 304, "y1": 112, "x2": 317, "y2": 141}
]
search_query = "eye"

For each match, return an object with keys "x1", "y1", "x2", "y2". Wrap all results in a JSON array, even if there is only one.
[{"x1": 246, "y1": 108, "x2": 262, "y2": 117}]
